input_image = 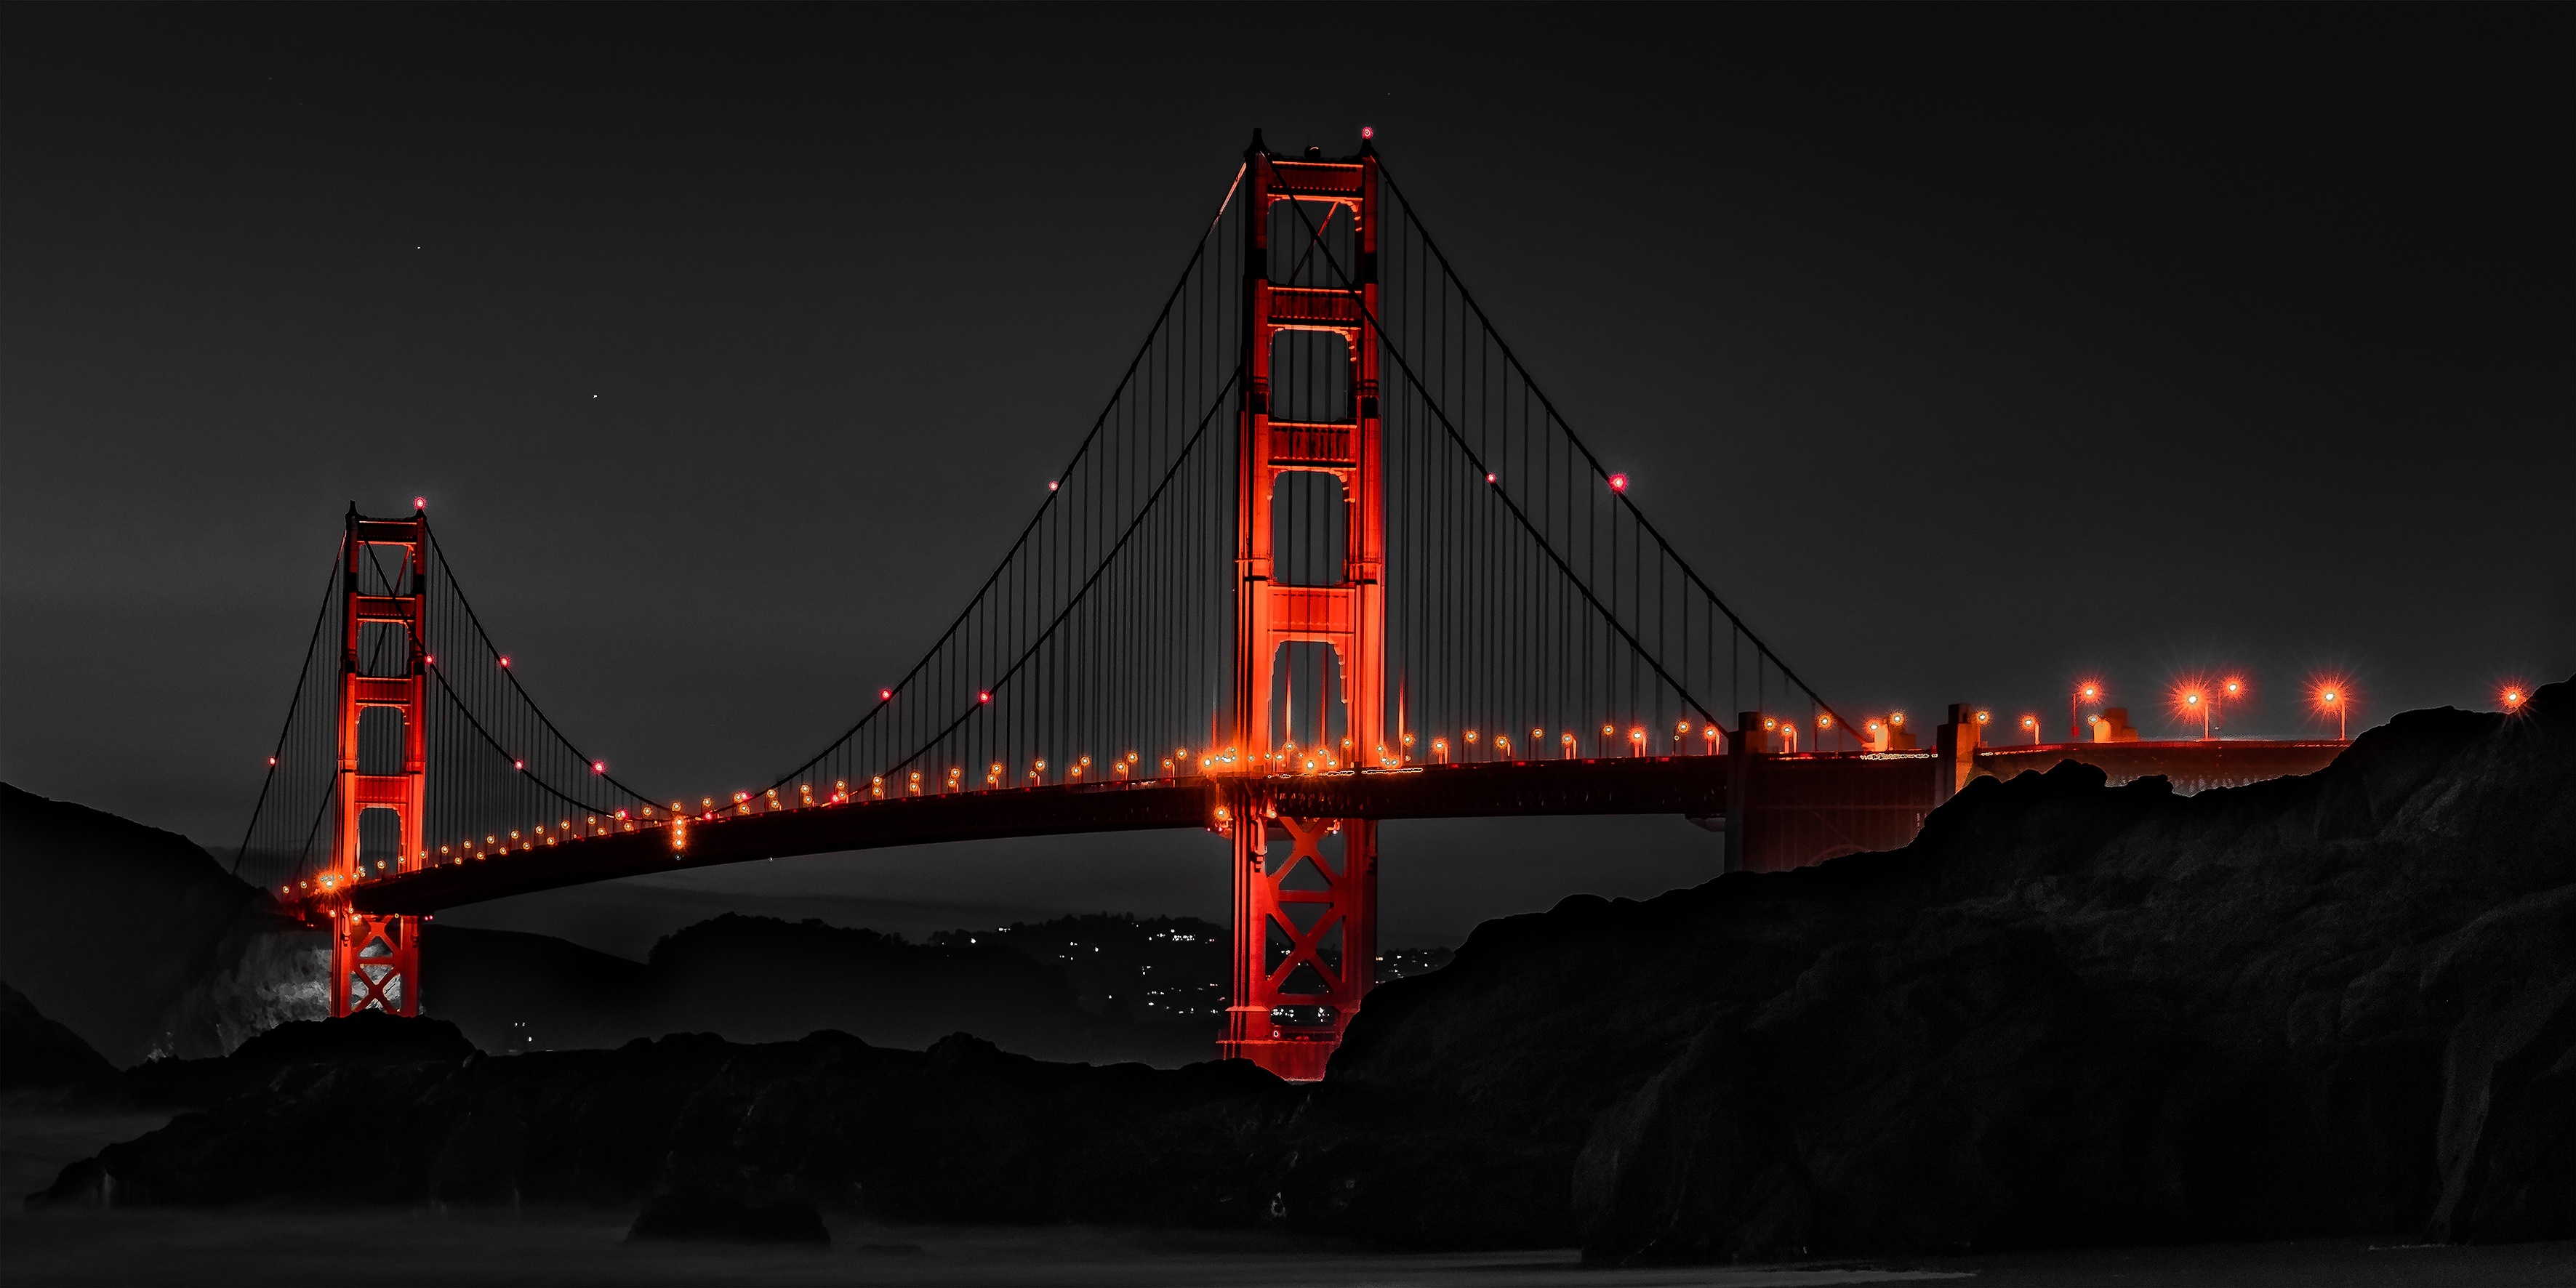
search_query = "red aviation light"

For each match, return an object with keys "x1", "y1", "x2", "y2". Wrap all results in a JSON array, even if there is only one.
[
  {"x1": 591, "y1": 761, "x2": 606, "y2": 773},
  {"x1": 412, "y1": 496, "x2": 426, "y2": 510},
  {"x1": 1607, "y1": 473, "x2": 1629, "y2": 493},
  {"x1": 880, "y1": 688, "x2": 893, "y2": 700},
  {"x1": 978, "y1": 691, "x2": 992, "y2": 703}
]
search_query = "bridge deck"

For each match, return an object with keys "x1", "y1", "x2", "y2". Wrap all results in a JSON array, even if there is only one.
[{"x1": 344, "y1": 741, "x2": 2348, "y2": 915}]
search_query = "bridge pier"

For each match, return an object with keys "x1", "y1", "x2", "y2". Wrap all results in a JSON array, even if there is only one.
[{"x1": 1219, "y1": 793, "x2": 1378, "y2": 1080}]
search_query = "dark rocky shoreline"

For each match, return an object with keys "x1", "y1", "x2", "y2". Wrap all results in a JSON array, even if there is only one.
[{"x1": 23, "y1": 679, "x2": 2576, "y2": 1263}]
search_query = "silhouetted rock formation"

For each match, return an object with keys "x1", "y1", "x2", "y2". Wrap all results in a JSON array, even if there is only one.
[
  {"x1": 114, "y1": 1011, "x2": 476, "y2": 1108},
  {"x1": 1325, "y1": 681, "x2": 2576, "y2": 1260},
  {"x1": 35, "y1": 1027, "x2": 1285, "y2": 1222},
  {"x1": 0, "y1": 981, "x2": 114, "y2": 1090},
  {"x1": 28, "y1": 680, "x2": 2576, "y2": 1260}
]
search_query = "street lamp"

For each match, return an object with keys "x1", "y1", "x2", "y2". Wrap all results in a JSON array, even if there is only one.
[
  {"x1": 2071, "y1": 682, "x2": 2102, "y2": 742},
  {"x1": 2020, "y1": 714, "x2": 2039, "y2": 744},
  {"x1": 2316, "y1": 684, "x2": 2347, "y2": 740}
]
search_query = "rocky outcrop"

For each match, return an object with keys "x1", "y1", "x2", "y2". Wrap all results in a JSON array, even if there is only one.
[
  {"x1": 1317, "y1": 682, "x2": 2576, "y2": 1260},
  {"x1": 27, "y1": 680, "x2": 2576, "y2": 1260},
  {"x1": 113, "y1": 1010, "x2": 477, "y2": 1108},
  {"x1": 36, "y1": 1023, "x2": 1286, "y2": 1223}
]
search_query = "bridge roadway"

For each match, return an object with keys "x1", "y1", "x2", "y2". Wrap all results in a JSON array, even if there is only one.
[
  {"x1": 348, "y1": 755, "x2": 1738, "y2": 916},
  {"x1": 342, "y1": 740, "x2": 2349, "y2": 917}
]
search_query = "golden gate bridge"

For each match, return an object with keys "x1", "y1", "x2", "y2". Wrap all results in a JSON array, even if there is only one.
[{"x1": 230, "y1": 134, "x2": 2345, "y2": 1080}]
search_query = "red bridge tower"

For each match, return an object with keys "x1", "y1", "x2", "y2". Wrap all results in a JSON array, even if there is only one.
[
  {"x1": 1224, "y1": 138, "x2": 1385, "y2": 1079},
  {"x1": 327, "y1": 505, "x2": 428, "y2": 1016}
]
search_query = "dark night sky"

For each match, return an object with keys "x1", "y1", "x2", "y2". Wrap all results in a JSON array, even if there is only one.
[{"x1": 4, "y1": 7, "x2": 2567, "y2": 949}]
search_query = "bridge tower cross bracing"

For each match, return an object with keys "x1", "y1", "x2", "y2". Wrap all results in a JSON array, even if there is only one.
[
  {"x1": 1224, "y1": 137, "x2": 1384, "y2": 1079},
  {"x1": 329, "y1": 504, "x2": 428, "y2": 1017}
]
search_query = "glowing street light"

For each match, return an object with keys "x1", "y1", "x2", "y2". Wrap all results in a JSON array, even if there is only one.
[
  {"x1": 2314, "y1": 681, "x2": 2348, "y2": 741},
  {"x1": 2177, "y1": 684, "x2": 2210, "y2": 740},
  {"x1": 2020, "y1": 714, "x2": 2039, "y2": 744},
  {"x1": 2503, "y1": 684, "x2": 2527, "y2": 713},
  {"x1": 2220, "y1": 677, "x2": 2244, "y2": 736},
  {"x1": 2071, "y1": 681, "x2": 2102, "y2": 742},
  {"x1": 1628, "y1": 726, "x2": 1648, "y2": 756}
]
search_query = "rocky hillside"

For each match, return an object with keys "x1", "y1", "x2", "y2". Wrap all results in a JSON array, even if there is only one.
[
  {"x1": 0, "y1": 784, "x2": 292, "y2": 1064},
  {"x1": 27, "y1": 680, "x2": 2576, "y2": 1261},
  {"x1": 1329, "y1": 680, "x2": 2576, "y2": 1257}
]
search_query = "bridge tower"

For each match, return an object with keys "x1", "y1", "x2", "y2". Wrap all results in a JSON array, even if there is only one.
[
  {"x1": 1224, "y1": 136, "x2": 1385, "y2": 1079},
  {"x1": 326, "y1": 504, "x2": 429, "y2": 1017}
]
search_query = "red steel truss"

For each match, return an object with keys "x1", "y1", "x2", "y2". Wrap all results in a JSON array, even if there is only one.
[
  {"x1": 1224, "y1": 139, "x2": 1386, "y2": 1077},
  {"x1": 328, "y1": 505, "x2": 428, "y2": 1016}
]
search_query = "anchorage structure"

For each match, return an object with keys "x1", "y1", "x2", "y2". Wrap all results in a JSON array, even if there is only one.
[{"x1": 329, "y1": 505, "x2": 428, "y2": 1015}]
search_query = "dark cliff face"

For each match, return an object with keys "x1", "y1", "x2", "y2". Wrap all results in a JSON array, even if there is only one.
[
  {"x1": 1317, "y1": 681, "x2": 2576, "y2": 1260},
  {"x1": 27, "y1": 680, "x2": 2576, "y2": 1261}
]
